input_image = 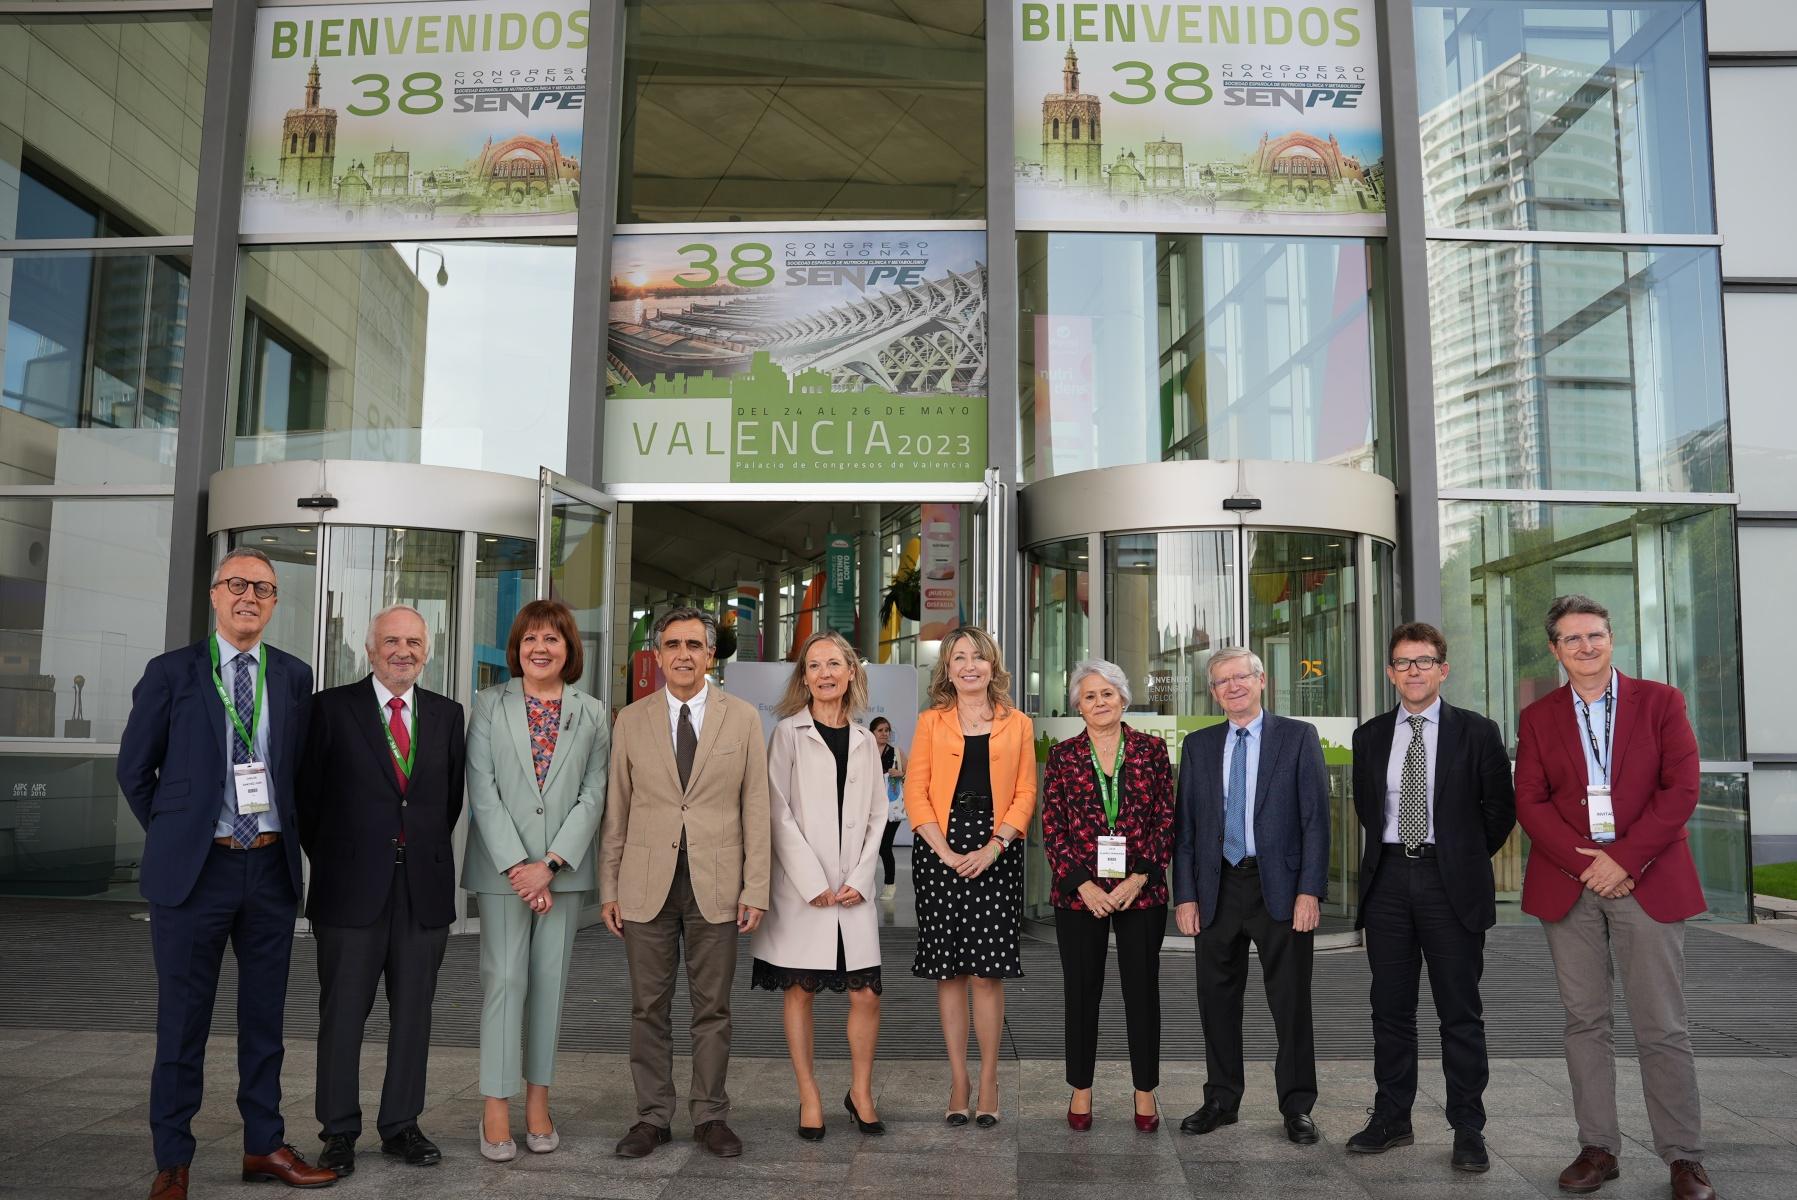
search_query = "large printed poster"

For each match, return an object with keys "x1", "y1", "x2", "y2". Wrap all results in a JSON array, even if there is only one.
[
  {"x1": 1013, "y1": 2, "x2": 1385, "y2": 229},
  {"x1": 242, "y1": 1, "x2": 589, "y2": 235},
  {"x1": 606, "y1": 232, "x2": 989, "y2": 485}
]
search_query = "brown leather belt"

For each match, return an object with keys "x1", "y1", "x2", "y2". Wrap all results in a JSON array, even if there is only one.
[{"x1": 214, "y1": 832, "x2": 280, "y2": 850}]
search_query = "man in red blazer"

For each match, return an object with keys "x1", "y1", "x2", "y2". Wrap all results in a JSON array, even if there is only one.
[{"x1": 1514, "y1": 595, "x2": 1714, "y2": 1200}]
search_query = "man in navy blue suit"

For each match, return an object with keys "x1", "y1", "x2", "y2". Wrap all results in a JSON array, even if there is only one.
[
  {"x1": 1173, "y1": 646, "x2": 1330, "y2": 1145},
  {"x1": 118, "y1": 547, "x2": 337, "y2": 1199}
]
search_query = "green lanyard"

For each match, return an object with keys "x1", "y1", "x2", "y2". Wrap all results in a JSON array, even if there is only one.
[
  {"x1": 380, "y1": 696, "x2": 417, "y2": 780},
  {"x1": 1089, "y1": 734, "x2": 1125, "y2": 830},
  {"x1": 208, "y1": 636, "x2": 265, "y2": 757}
]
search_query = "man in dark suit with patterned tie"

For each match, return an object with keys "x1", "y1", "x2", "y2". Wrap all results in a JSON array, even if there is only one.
[
  {"x1": 1347, "y1": 623, "x2": 1515, "y2": 1173},
  {"x1": 1172, "y1": 646, "x2": 1330, "y2": 1146},
  {"x1": 117, "y1": 548, "x2": 336, "y2": 1200},
  {"x1": 298, "y1": 605, "x2": 465, "y2": 1175}
]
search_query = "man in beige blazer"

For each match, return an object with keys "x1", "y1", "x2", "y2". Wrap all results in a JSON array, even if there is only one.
[{"x1": 599, "y1": 607, "x2": 771, "y2": 1159}]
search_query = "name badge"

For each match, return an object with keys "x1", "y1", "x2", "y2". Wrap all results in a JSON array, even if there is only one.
[
  {"x1": 1096, "y1": 834, "x2": 1128, "y2": 879},
  {"x1": 234, "y1": 762, "x2": 272, "y2": 815},
  {"x1": 1586, "y1": 785, "x2": 1616, "y2": 843}
]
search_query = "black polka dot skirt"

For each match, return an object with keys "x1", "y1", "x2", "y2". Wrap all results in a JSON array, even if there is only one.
[{"x1": 910, "y1": 795, "x2": 1024, "y2": 981}]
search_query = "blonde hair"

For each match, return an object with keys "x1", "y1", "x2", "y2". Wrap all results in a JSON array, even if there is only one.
[
  {"x1": 926, "y1": 625, "x2": 1014, "y2": 714},
  {"x1": 773, "y1": 631, "x2": 869, "y2": 718}
]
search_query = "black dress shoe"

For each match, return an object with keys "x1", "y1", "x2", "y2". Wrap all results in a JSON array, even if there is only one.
[
  {"x1": 381, "y1": 1125, "x2": 442, "y2": 1166},
  {"x1": 615, "y1": 1122, "x2": 671, "y2": 1158},
  {"x1": 1284, "y1": 1113, "x2": 1320, "y2": 1145},
  {"x1": 844, "y1": 1092, "x2": 885, "y2": 1136},
  {"x1": 317, "y1": 1134, "x2": 356, "y2": 1175},
  {"x1": 1452, "y1": 1127, "x2": 1490, "y2": 1173},
  {"x1": 1346, "y1": 1109, "x2": 1413, "y2": 1154},
  {"x1": 1179, "y1": 1101, "x2": 1239, "y2": 1135}
]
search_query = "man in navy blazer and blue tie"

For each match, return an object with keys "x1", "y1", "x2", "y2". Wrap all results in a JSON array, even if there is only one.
[
  {"x1": 1173, "y1": 646, "x2": 1330, "y2": 1145},
  {"x1": 117, "y1": 548, "x2": 336, "y2": 1200}
]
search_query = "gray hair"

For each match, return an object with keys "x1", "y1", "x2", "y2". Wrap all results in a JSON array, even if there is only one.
[
  {"x1": 652, "y1": 605, "x2": 718, "y2": 651},
  {"x1": 1068, "y1": 658, "x2": 1132, "y2": 710},
  {"x1": 1545, "y1": 594, "x2": 1612, "y2": 643},
  {"x1": 1205, "y1": 646, "x2": 1265, "y2": 683},
  {"x1": 366, "y1": 604, "x2": 430, "y2": 658},
  {"x1": 215, "y1": 546, "x2": 274, "y2": 581}
]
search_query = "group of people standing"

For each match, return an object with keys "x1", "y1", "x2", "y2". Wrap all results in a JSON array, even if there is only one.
[{"x1": 121, "y1": 546, "x2": 1718, "y2": 1200}]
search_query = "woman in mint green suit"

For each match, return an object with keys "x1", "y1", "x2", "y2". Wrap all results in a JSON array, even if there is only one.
[{"x1": 463, "y1": 599, "x2": 608, "y2": 1161}]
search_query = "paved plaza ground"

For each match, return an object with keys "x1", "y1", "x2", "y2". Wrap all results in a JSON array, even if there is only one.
[{"x1": 2, "y1": 907, "x2": 1794, "y2": 1199}]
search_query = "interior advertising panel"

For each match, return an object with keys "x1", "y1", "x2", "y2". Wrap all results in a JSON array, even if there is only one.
[
  {"x1": 1013, "y1": 2, "x2": 1386, "y2": 231},
  {"x1": 241, "y1": 0, "x2": 589, "y2": 235},
  {"x1": 606, "y1": 231, "x2": 989, "y2": 486}
]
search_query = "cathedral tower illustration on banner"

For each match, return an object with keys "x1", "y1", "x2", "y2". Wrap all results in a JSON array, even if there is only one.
[
  {"x1": 1041, "y1": 46, "x2": 1102, "y2": 184},
  {"x1": 278, "y1": 61, "x2": 337, "y2": 198}
]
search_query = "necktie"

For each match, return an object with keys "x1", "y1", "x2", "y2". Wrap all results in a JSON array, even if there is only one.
[
  {"x1": 387, "y1": 696, "x2": 411, "y2": 792},
  {"x1": 1223, "y1": 726, "x2": 1249, "y2": 866},
  {"x1": 676, "y1": 703, "x2": 697, "y2": 790},
  {"x1": 1399, "y1": 713, "x2": 1429, "y2": 851},
  {"x1": 230, "y1": 653, "x2": 260, "y2": 848}
]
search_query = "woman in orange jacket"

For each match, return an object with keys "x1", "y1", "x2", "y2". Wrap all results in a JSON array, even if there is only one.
[{"x1": 903, "y1": 625, "x2": 1037, "y2": 1128}]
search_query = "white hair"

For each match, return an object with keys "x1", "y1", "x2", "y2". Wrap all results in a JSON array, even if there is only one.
[
  {"x1": 366, "y1": 604, "x2": 430, "y2": 659},
  {"x1": 1205, "y1": 646, "x2": 1265, "y2": 682},
  {"x1": 1068, "y1": 658, "x2": 1133, "y2": 710}
]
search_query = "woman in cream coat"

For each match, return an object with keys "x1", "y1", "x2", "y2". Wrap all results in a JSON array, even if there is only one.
[
  {"x1": 749, "y1": 631, "x2": 889, "y2": 1140},
  {"x1": 463, "y1": 599, "x2": 607, "y2": 1161}
]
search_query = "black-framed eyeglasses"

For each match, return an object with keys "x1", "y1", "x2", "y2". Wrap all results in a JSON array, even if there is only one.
[
  {"x1": 1389, "y1": 656, "x2": 1442, "y2": 672},
  {"x1": 213, "y1": 576, "x2": 277, "y2": 600}
]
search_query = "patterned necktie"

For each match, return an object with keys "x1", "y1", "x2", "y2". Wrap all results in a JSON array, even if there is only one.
[
  {"x1": 676, "y1": 703, "x2": 697, "y2": 790},
  {"x1": 229, "y1": 652, "x2": 260, "y2": 847},
  {"x1": 1400, "y1": 713, "x2": 1429, "y2": 851},
  {"x1": 1223, "y1": 726, "x2": 1249, "y2": 866}
]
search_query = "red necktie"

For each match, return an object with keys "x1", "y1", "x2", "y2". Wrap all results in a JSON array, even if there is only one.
[{"x1": 387, "y1": 697, "x2": 410, "y2": 846}]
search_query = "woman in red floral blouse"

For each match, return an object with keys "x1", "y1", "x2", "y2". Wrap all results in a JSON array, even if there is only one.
[{"x1": 1040, "y1": 658, "x2": 1174, "y2": 1133}]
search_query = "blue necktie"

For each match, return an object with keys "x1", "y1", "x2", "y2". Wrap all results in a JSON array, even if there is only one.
[
  {"x1": 1223, "y1": 726, "x2": 1249, "y2": 866},
  {"x1": 230, "y1": 652, "x2": 260, "y2": 847}
]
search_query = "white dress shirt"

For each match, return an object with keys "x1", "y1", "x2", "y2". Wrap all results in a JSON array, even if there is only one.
[
  {"x1": 665, "y1": 681, "x2": 710, "y2": 746},
  {"x1": 212, "y1": 633, "x2": 280, "y2": 837},
  {"x1": 371, "y1": 675, "x2": 417, "y2": 740},
  {"x1": 1383, "y1": 696, "x2": 1441, "y2": 844}
]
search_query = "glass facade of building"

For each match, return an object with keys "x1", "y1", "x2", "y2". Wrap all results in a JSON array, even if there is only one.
[{"x1": 0, "y1": 0, "x2": 1765, "y2": 924}]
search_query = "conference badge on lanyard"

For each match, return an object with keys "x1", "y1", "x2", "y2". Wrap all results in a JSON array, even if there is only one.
[
  {"x1": 210, "y1": 638, "x2": 271, "y2": 814},
  {"x1": 1579, "y1": 681, "x2": 1616, "y2": 844},
  {"x1": 1091, "y1": 737, "x2": 1128, "y2": 879}
]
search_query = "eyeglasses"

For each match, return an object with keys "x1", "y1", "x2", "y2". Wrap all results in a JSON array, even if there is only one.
[
  {"x1": 1554, "y1": 631, "x2": 1611, "y2": 650},
  {"x1": 1208, "y1": 671, "x2": 1260, "y2": 690},
  {"x1": 213, "y1": 576, "x2": 277, "y2": 600},
  {"x1": 1389, "y1": 656, "x2": 1442, "y2": 672}
]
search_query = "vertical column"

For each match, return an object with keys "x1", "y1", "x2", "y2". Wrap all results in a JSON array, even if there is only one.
[
  {"x1": 984, "y1": 0, "x2": 1024, "y2": 654},
  {"x1": 566, "y1": 0, "x2": 629, "y2": 487},
  {"x1": 1372, "y1": 0, "x2": 1442, "y2": 626},
  {"x1": 762, "y1": 569, "x2": 781, "y2": 663},
  {"x1": 859, "y1": 507, "x2": 883, "y2": 659},
  {"x1": 165, "y1": 0, "x2": 260, "y2": 648}
]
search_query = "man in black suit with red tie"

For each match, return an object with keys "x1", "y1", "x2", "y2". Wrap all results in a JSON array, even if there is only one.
[
  {"x1": 1347, "y1": 622, "x2": 1515, "y2": 1174},
  {"x1": 297, "y1": 605, "x2": 464, "y2": 1175}
]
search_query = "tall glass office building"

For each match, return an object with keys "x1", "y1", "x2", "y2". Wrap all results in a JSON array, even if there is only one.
[{"x1": 0, "y1": 0, "x2": 1786, "y2": 933}]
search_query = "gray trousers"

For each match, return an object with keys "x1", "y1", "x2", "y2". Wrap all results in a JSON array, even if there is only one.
[
  {"x1": 624, "y1": 853, "x2": 739, "y2": 1127},
  {"x1": 1541, "y1": 889, "x2": 1703, "y2": 1164}
]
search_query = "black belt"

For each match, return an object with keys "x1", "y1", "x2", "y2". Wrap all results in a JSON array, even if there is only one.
[
  {"x1": 1382, "y1": 842, "x2": 1437, "y2": 859},
  {"x1": 1223, "y1": 856, "x2": 1258, "y2": 872}
]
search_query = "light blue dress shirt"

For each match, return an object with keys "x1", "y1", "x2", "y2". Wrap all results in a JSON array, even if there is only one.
[
  {"x1": 213, "y1": 633, "x2": 280, "y2": 838},
  {"x1": 1220, "y1": 710, "x2": 1265, "y2": 857},
  {"x1": 1383, "y1": 696, "x2": 1441, "y2": 844},
  {"x1": 1571, "y1": 669, "x2": 1620, "y2": 788}
]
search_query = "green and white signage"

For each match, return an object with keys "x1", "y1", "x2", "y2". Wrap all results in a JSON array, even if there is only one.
[
  {"x1": 242, "y1": 1, "x2": 589, "y2": 235},
  {"x1": 606, "y1": 232, "x2": 989, "y2": 485},
  {"x1": 1013, "y1": 2, "x2": 1385, "y2": 230}
]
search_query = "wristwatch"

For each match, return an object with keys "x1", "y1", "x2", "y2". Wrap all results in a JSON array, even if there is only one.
[{"x1": 544, "y1": 857, "x2": 564, "y2": 875}]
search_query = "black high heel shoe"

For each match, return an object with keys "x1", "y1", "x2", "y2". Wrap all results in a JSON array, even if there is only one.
[
  {"x1": 796, "y1": 1118, "x2": 826, "y2": 1142},
  {"x1": 844, "y1": 1092, "x2": 885, "y2": 1136}
]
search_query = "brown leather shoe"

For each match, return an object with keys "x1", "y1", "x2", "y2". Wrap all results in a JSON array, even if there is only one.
[
  {"x1": 241, "y1": 1144, "x2": 337, "y2": 1188},
  {"x1": 149, "y1": 1166, "x2": 189, "y2": 1200},
  {"x1": 695, "y1": 1119, "x2": 743, "y2": 1157},
  {"x1": 1557, "y1": 1146, "x2": 1620, "y2": 1194},
  {"x1": 614, "y1": 1121, "x2": 671, "y2": 1159},
  {"x1": 1670, "y1": 1160, "x2": 1716, "y2": 1200}
]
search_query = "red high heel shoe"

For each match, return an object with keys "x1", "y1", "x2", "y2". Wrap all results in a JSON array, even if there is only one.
[
  {"x1": 1067, "y1": 1092, "x2": 1093, "y2": 1132},
  {"x1": 1134, "y1": 1095, "x2": 1161, "y2": 1132}
]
